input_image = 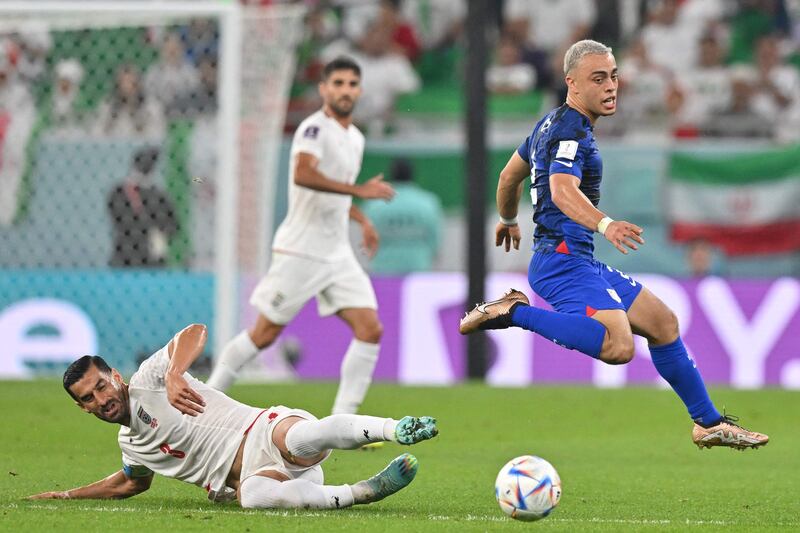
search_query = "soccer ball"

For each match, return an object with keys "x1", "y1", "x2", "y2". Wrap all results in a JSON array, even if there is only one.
[{"x1": 495, "y1": 455, "x2": 562, "y2": 521}]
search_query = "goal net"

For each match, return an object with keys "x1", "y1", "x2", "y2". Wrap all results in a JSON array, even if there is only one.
[{"x1": 0, "y1": 1, "x2": 305, "y2": 378}]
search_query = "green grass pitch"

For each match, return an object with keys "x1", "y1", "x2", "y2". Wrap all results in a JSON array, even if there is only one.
[{"x1": 2, "y1": 381, "x2": 798, "y2": 531}]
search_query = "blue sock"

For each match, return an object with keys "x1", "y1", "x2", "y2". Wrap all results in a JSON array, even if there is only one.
[
  {"x1": 649, "y1": 337, "x2": 722, "y2": 426},
  {"x1": 511, "y1": 304, "x2": 606, "y2": 359}
]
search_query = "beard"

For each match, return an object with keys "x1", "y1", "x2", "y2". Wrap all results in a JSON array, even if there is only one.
[{"x1": 328, "y1": 97, "x2": 355, "y2": 117}]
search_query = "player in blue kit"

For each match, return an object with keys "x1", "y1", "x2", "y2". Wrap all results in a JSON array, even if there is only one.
[{"x1": 460, "y1": 40, "x2": 768, "y2": 450}]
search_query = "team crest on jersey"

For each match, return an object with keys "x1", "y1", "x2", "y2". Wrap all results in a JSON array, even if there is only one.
[
  {"x1": 271, "y1": 292, "x2": 285, "y2": 308},
  {"x1": 138, "y1": 406, "x2": 158, "y2": 428},
  {"x1": 303, "y1": 125, "x2": 320, "y2": 139}
]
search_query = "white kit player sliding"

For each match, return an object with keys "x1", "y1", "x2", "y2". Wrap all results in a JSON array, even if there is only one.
[
  {"x1": 28, "y1": 324, "x2": 438, "y2": 509},
  {"x1": 207, "y1": 56, "x2": 395, "y2": 416}
]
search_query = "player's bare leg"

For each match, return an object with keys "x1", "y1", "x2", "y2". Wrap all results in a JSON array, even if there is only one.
[
  {"x1": 207, "y1": 314, "x2": 284, "y2": 391},
  {"x1": 628, "y1": 287, "x2": 768, "y2": 450}
]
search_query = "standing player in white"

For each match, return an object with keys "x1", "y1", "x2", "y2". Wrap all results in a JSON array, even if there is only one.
[
  {"x1": 28, "y1": 324, "x2": 438, "y2": 508},
  {"x1": 207, "y1": 57, "x2": 395, "y2": 417}
]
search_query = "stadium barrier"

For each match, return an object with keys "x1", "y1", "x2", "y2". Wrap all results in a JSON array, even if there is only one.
[{"x1": 3, "y1": 271, "x2": 799, "y2": 389}]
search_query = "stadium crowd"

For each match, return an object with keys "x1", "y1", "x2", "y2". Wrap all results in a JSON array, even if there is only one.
[{"x1": 283, "y1": 0, "x2": 800, "y2": 141}]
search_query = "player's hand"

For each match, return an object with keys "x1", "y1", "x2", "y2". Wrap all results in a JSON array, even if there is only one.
[
  {"x1": 495, "y1": 222, "x2": 521, "y2": 252},
  {"x1": 604, "y1": 220, "x2": 644, "y2": 255},
  {"x1": 357, "y1": 174, "x2": 395, "y2": 200},
  {"x1": 27, "y1": 491, "x2": 70, "y2": 500},
  {"x1": 360, "y1": 221, "x2": 380, "y2": 258},
  {"x1": 166, "y1": 372, "x2": 205, "y2": 417}
]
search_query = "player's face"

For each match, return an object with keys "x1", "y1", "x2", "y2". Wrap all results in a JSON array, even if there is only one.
[
  {"x1": 70, "y1": 364, "x2": 130, "y2": 425},
  {"x1": 319, "y1": 69, "x2": 361, "y2": 118},
  {"x1": 567, "y1": 53, "x2": 618, "y2": 118}
]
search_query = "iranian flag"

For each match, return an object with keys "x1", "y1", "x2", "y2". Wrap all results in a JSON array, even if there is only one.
[{"x1": 667, "y1": 146, "x2": 800, "y2": 255}]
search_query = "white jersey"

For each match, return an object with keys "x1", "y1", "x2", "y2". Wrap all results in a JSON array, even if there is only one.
[
  {"x1": 118, "y1": 346, "x2": 263, "y2": 495},
  {"x1": 272, "y1": 109, "x2": 365, "y2": 262}
]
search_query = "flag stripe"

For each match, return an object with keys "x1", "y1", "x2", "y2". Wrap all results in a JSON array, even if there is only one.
[
  {"x1": 671, "y1": 220, "x2": 800, "y2": 255},
  {"x1": 669, "y1": 148, "x2": 800, "y2": 185},
  {"x1": 668, "y1": 180, "x2": 800, "y2": 225}
]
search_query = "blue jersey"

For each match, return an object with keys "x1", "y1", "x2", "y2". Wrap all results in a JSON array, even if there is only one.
[{"x1": 517, "y1": 104, "x2": 603, "y2": 259}]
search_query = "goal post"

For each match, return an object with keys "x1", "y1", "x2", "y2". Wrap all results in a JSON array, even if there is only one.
[{"x1": 0, "y1": 1, "x2": 305, "y2": 376}]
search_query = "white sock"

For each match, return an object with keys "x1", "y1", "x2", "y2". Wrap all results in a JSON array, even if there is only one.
[
  {"x1": 206, "y1": 330, "x2": 259, "y2": 391},
  {"x1": 332, "y1": 339, "x2": 380, "y2": 414},
  {"x1": 284, "y1": 415, "x2": 398, "y2": 457},
  {"x1": 239, "y1": 475, "x2": 354, "y2": 509}
]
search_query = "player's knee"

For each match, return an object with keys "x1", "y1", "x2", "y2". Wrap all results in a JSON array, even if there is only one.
[
  {"x1": 239, "y1": 475, "x2": 283, "y2": 509},
  {"x1": 249, "y1": 321, "x2": 282, "y2": 349},
  {"x1": 602, "y1": 337, "x2": 634, "y2": 365},
  {"x1": 354, "y1": 320, "x2": 383, "y2": 343}
]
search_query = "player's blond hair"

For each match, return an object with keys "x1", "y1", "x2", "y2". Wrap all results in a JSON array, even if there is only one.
[{"x1": 563, "y1": 40, "x2": 613, "y2": 75}]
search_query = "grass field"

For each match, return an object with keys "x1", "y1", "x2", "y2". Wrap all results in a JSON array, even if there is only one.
[{"x1": 2, "y1": 381, "x2": 798, "y2": 531}]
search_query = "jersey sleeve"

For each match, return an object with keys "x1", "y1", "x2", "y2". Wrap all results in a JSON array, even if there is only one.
[
  {"x1": 516, "y1": 135, "x2": 532, "y2": 163},
  {"x1": 547, "y1": 138, "x2": 587, "y2": 180},
  {"x1": 293, "y1": 121, "x2": 325, "y2": 160},
  {"x1": 128, "y1": 346, "x2": 170, "y2": 391},
  {"x1": 122, "y1": 452, "x2": 153, "y2": 479}
]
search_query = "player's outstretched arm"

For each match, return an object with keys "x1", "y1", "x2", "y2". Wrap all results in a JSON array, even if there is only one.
[
  {"x1": 495, "y1": 152, "x2": 529, "y2": 252},
  {"x1": 295, "y1": 153, "x2": 394, "y2": 200},
  {"x1": 349, "y1": 205, "x2": 379, "y2": 258},
  {"x1": 165, "y1": 324, "x2": 208, "y2": 417},
  {"x1": 27, "y1": 470, "x2": 152, "y2": 500},
  {"x1": 549, "y1": 173, "x2": 644, "y2": 254}
]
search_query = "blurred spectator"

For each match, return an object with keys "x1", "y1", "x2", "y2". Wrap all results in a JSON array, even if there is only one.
[
  {"x1": 503, "y1": 0, "x2": 596, "y2": 56},
  {"x1": 685, "y1": 239, "x2": 725, "y2": 277},
  {"x1": 728, "y1": 0, "x2": 790, "y2": 63},
  {"x1": 144, "y1": 32, "x2": 201, "y2": 114},
  {"x1": 107, "y1": 147, "x2": 179, "y2": 268},
  {"x1": 48, "y1": 59, "x2": 86, "y2": 132},
  {"x1": 375, "y1": 0, "x2": 421, "y2": 61},
  {"x1": 12, "y1": 21, "x2": 52, "y2": 85},
  {"x1": 617, "y1": 36, "x2": 672, "y2": 128},
  {"x1": 503, "y1": 0, "x2": 596, "y2": 103},
  {"x1": 705, "y1": 66, "x2": 773, "y2": 137},
  {"x1": 487, "y1": 35, "x2": 537, "y2": 95},
  {"x1": 640, "y1": 0, "x2": 704, "y2": 76},
  {"x1": 402, "y1": 0, "x2": 466, "y2": 52},
  {"x1": 749, "y1": 34, "x2": 800, "y2": 142},
  {"x1": 0, "y1": 54, "x2": 35, "y2": 226},
  {"x1": 322, "y1": 22, "x2": 420, "y2": 135},
  {"x1": 343, "y1": 0, "x2": 422, "y2": 61},
  {"x1": 95, "y1": 64, "x2": 165, "y2": 138},
  {"x1": 672, "y1": 33, "x2": 732, "y2": 134},
  {"x1": 180, "y1": 18, "x2": 219, "y2": 65},
  {"x1": 362, "y1": 158, "x2": 442, "y2": 274}
]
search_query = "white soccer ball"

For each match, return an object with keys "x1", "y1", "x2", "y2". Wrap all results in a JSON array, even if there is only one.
[{"x1": 495, "y1": 455, "x2": 562, "y2": 521}]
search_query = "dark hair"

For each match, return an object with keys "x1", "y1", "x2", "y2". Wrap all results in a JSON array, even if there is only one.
[
  {"x1": 63, "y1": 355, "x2": 112, "y2": 401},
  {"x1": 322, "y1": 56, "x2": 361, "y2": 80},
  {"x1": 132, "y1": 146, "x2": 159, "y2": 175},
  {"x1": 390, "y1": 158, "x2": 414, "y2": 183}
]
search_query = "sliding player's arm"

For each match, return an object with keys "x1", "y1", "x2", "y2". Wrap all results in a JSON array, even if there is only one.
[
  {"x1": 165, "y1": 324, "x2": 208, "y2": 417},
  {"x1": 28, "y1": 469, "x2": 153, "y2": 500},
  {"x1": 295, "y1": 153, "x2": 394, "y2": 200},
  {"x1": 549, "y1": 173, "x2": 644, "y2": 255},
  {"x1": 495, "y1": 151, "x2": 529, "y2": 252},
  {"x1": 350, "y1": 204, "x2": 379, "y2": 258}
]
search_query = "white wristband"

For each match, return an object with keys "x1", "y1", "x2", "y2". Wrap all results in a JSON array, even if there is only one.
[
  {"x1": 499, "y1": 216, "x2": 518, "y2": 226},
  {"x1": 597, "y1": 216, "x2": 614, "y2": 235}
]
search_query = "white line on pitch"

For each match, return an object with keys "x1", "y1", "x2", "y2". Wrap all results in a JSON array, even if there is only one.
[{"x1": 7, "y1": 504, "x2": 800, "y2": 527}]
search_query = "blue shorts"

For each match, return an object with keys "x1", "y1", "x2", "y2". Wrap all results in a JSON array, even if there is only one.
[{"x1": 528, "y1": 250, "x2": 643, "y2": 316}]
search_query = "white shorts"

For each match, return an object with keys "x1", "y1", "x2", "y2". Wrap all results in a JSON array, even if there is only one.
[
  {"x1": 239, "y1": 405, "x2": 329, "y2": 485},
  {"x1": 251, "y1": 251, "x2": 377, "y2": 324}
]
